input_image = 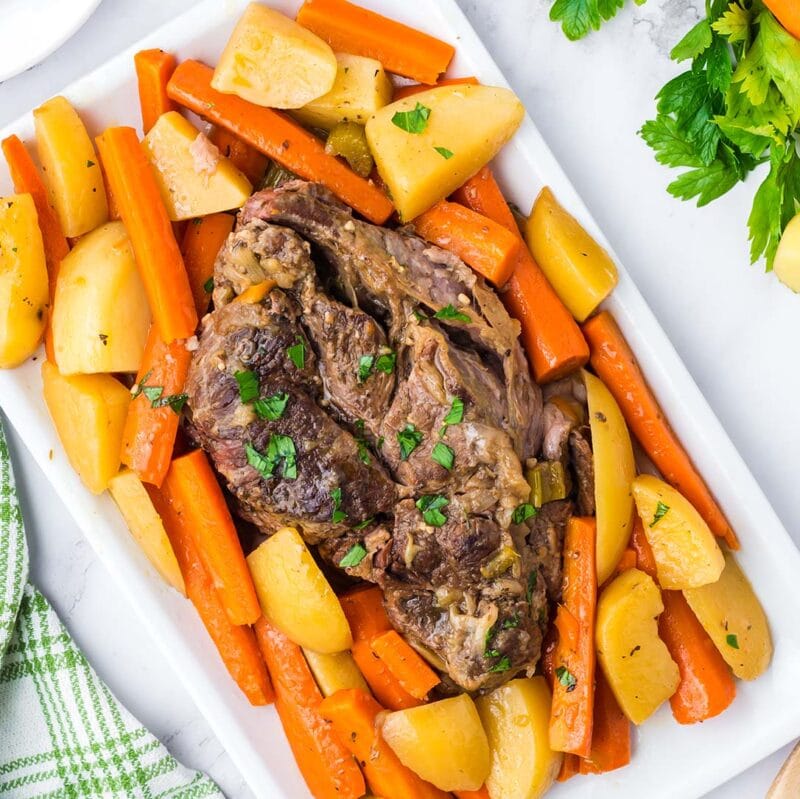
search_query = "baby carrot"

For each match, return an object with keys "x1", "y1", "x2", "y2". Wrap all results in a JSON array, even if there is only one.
[
  {"x1": 579, "y1": 668, "x2": 630, "y2": 774},
  {"x1": 393, "y1": 76, "x2": 478, "y2": 101},
  {"x1": 209, "y1": 127, "x2": 268, "y2": 186},
  {"x1": 133, "y1": 49, "x2": 177, "y2": 133},
  {"x1": 180, "y1": 212, "x2": 234, "y2": 315},
  {"x1": 369, "y1": 629, "x2": 440, "y2": 700}
]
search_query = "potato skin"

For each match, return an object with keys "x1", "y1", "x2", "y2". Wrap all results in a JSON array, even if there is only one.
[
  {"x1": 596, "y1": 568, "x2": 680, "y2": 724},
  {"x1": 684, "y1": 548, "x2": 772, "y2": 680},
  {"x1": 246, "y1": 527, "x2": 352, "y2": 653},
  {"x1": 302, "y1": 649, "x2": 368, "y2": 697},
  {"x1": 0, "y1": 193, "x2": 48, "y2": 368}
]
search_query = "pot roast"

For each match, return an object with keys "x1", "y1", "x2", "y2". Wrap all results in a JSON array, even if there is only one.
[{"x1": 185, "y1": 180, "x2": 594, "y2": 693}]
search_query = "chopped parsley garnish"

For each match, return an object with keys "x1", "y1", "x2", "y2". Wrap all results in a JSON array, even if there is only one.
[
  {"x1": 254, "y1": 392, "x2": 289, "y2": 421},
  {"x1": 234, "y1": 370, "x2": 259, "y2": 403},
  {"x1": 512, "y1": 503, "x2": 537, "y2": 525},
  {"x1": 416, "y1": 494, "x2": 448, "y2": 527},
  {"x1": 352, "y1": 517, "x2": 374, "y2": 531},
  {"x1": 358, "y1": 351, "x2": 396, "y2": 382},
  {"x1": 287, "y1": 337, "x2": 306, "y2": 370},
  {"x1": 358, "y1": 355, "x2": 375, "y2": 383},
  {"x1": 130, "y1": 371, "x2": 187, "y2": 414},
  {"x1": 650, "y1": 501, "x2": 670, "y2": 527},
  {"x1": 377, "y1": 435, "x2": 385, "y2": 449},
  {"x1": 434, "y1": 304, "x2": 470, "y2": 323},
  {"x1": 203, "y1": 277, "x2": 214, "y2": 293},
  {"x1": 331, "y1": 487, "x2": 347, "y2": 524},
  {"x1": 245, "y1": 434, "x2": 297, "y2": 481},
  {"x1": 555, "y1": 665, "x2": 577, "y2": 692},
  {"x1": 391, "y1": 102, "x2": 431, "y2": 134},
  {"x1": 339, "y1": 543, "x2": 368, "y2": 568},
  {"x1": 526, "y1": 570, "x2": 537, "y2": 604},
  {"x1": 489, "y1": 656, "x2": 512, "y2": 673},
  {"x1": 397, "y1": 423, "x2": 424, "y2": 460},
  {"x1": 86, "y1": 159, "x2": 95, "y2": 167},
  {"x1": 413, "y1": 308, "x2": 428, "y2": 323},
  {"x1": 484, "y1": 625, "x2": 500, "y2": 658},
  {"x1": 374, "y1": 351, "x2": 397, "y2": 375},
  {"x1": 502, "y1": 613, "x2": 521, "y2": 630},
  {"x1": 434, "y1": 146, "x2": 454, "y2": 159},
  {"x1": 151, "y1": 392, "x2": 189, "y2": 414},
  {"x1": 431, "y1": 442, "x2": 455, "y2": 471},
  {"x1": 443, "y1": 396, "x2": 464, "y2": 426},
  {"x1": 356, "y1": 439, "x2": 371, "y2": 465},
  {"x1": 726, "y1": 633, "x2": 740, "y2": 649}
]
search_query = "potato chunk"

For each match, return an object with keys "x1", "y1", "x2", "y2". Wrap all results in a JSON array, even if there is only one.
[
  {"x1": 632, "y1": 473, "x2": 724, "y2": 590},
  {"x1": 0, "y1": 193, "x2": 48, "y2": 368},
  {"x1": 247, "y1": 527, "x2": 352, "y2": 653},
  {"x1": 142, "y1": 112, "x2": 252, "y2": 221},
  {"x1": 33, "y1": 96, "x2": 108, "y2": 238},
  {"x1": 212, "y1": 3, "x2": 337, "y2": 109},
  {"x1": 774, "y1": 211, "x2": 800, "y2": 292},
  {"x1": 302, "y1": 649, "x2": 368, "y2": 697},
  {"x1": 475, "y1": 677, "x2": 562, "y2": 799},
  {"x1": 42, "y1": 361, "x2": 130, "y2": 494},
  {"x1": 293, "y1": 52, "x2": 393, "y2": 131},
  {"x1": 596, "y1": 568, "x2": 679, "y2": 724},
  {"x1": 366, "y1": 84, "x2": 524, "y2": 221},
  {"x1": 584, "y1": 370, "x2": 636, "y2": 584},
  {"x1": 381, "y1": 695, "x2": 490, "y2": 792},
  {"x1": 108, "y1": 469, "x2": 185, "y2": 595},
  {"x1": 52, "y1": 221, "x2": 151, "y2": 375},
  {"x1": 684, "y1": 548, "x2": 772, "y2": 680}
]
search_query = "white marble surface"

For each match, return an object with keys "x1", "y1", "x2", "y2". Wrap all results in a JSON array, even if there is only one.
[{"x1": 1, "y1": 0, "x2": 798, "y2": 797}]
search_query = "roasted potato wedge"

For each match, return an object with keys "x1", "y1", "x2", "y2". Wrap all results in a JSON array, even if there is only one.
[{"x1": 302, "y1": 649, "x2": 368, "y2": 697}]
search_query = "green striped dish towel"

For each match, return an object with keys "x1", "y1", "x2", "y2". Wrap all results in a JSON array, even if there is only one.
[{"x1": 0, "y1": 418, "x2": 224, "y2": 799}]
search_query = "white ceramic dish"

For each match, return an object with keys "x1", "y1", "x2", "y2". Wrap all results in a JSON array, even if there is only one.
[
  {"x1": 0, "y1": 0, "x2": 103, "y2": 83},
  {"x1": 2, "y1": 1, "x2": 800, "y2": 797}
]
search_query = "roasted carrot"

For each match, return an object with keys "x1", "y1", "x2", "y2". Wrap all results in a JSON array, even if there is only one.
[
  {"x1": 134, "y1": 49, "x2": 178, "y2": 134},
  {"x1": 319, "y1": 689, "x2": 450, "y2": 799},
  {"x1": 119, "y1": 327, "x2": 192, "y2": 487},
  {"x1": 149, "y1": 485, "x2": 273, "y2": 705},
  {"x1": 393, "y1": 76, "x2": 479, "y2": 101},
  {"x1": 631, "y1": 519, "x2": 736, "y2": 724},
  {"x1": 167, "y1": 60, "x2": 393, "y2": 225},
  {"x1": 452, "y1": 166, "x2": 588, "y2": 382},
  {"x1": 413, "y1": 200, "x2": 521, "y2": 286},
  {"x1": 583, "y1": 311, "x2": 738, "y2": 549},
  {"x1": 161, "y1": 449, "x2": 261, "y2": 626},
  {"x1": 454, "y1": 788, "x2": 491, "y2": 799},
  {"x1": 369, "y1": 629, "x2": 440, "y2": 700},
  {"x1": 95, "y1": 127, "x2": 197, "y2": 342},
  {"x1": 579, "y1": 668, "x2": 630, "y2": 774},
  {"x1": 254, "y1": 619, "x2": 365, "y2": 799},
  {"x1": 297, "y1": 0, "x2": 455, "y2": 85},
  {"x1": 549, "y1": 516, "x2": 596, "y2": 758},
  {"x1": 180, "y1": 213, "x2": 234, "y2": 315},
  {"x1": 339, "y1": 585, "x2": 391, "y2": 641},
  {"x1": 209, "y1": 126, "x2": 268, "y2": 185},
  {"x1": 557, "y1": 754, "x2": 580, "y2": 782},
  {"x1": 613, "y1": 547, "x2": 637, "y2": 577}
]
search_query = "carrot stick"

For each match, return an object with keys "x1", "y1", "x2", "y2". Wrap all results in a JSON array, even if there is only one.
[
  {"x1": 96, "y1": 127, "x2": 198, "y2": 342},
  {"x1": 339, "y1": 585, "x2": 391, "y2": 641},
  {"x1": 149, "y1": 485, "x2": 273, "y2": 705},
  {"x1": 393, "y1": 76, "x2": 478, "y2": 101},
  {"x1": 134, "y1": 49, "x2": 178, "y2": 134},
  {"x1": 613, "y1": 547, "x2": 637, "y2": 577},
  {"x1": 454, "y1": 788, "x2": 490, "y2": 799},
  {"x1": 120, "y1": 327, "x2": 192, "y2": 487},
  {"x1": 254, "y1": 619, "x2": 366, "y2": 799},
  {"x1": 180, "y1": 213, "x2": 234, "y2": 315},
  {"x1": 209, "y1": 126, "x2": 268, "y2": 185},
  {"x1": 583, "y1": 311, "x2": 738, "y2": 549},
  {"x1": 160, "y1": 450, "x2": 261, "y2": 626},
  {"x1": 319, "y1": 689, "x2": 450, "y2": 799},
  {"x1": 549, "y1": 516, "x2": 596, "y2": 758},
  {"x1": 631, "y1": 520, "x2": 736, "y2": 724},
  {"x1": 167, "y1": 60, "x2": 393, "y2": 225},
  {"x1": 579, "y1": 668, "x2": 630, "y2": 774},
  {"x1": 452, "y1": 166, "x2": 589, "y2": 383},
  {"x1": 413, "y1": 200, "x2": 521, "y2": 286},
  {"x1": 557, "y1": 754, "x2": 580, "y2": 782},
  {"x1": 369, "y1": 629, "x2": 440, "y2": 700},
  {"x1": 297, "y1": 0, "x2": 455, "y2": 85}
]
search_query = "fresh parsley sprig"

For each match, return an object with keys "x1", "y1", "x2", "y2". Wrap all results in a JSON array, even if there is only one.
[{"x1": 550, "y1": 0, "x2": 647, "y2": 41}]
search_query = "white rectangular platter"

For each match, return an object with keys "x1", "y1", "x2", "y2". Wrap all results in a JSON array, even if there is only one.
[{"x1": 2, "y1": 1, "x2": 800, "y2": 797}]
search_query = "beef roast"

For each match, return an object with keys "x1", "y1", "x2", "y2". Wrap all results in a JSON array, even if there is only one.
[{"x1": 186, "y1": 181, "x2": 591, "y2": 693}]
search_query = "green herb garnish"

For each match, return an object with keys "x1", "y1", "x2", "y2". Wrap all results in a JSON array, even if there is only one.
[
  {"x1": 245, "y1": 434, "x2": 297, "y2": 481},
  {"x1": 391, "y1": 102, "x2": 431, "y2": 134},
  {"x1": 434, "y1": 304, "x2": 471, "y2": 323},
  {"x1": 254, "y1": 392, "x2": 289, "y2": 421},
  {"x1": 555, "y1": 665, "x2": 577, "y2": 692},
  {"x1": 650, "y1": 501, "x2": 670, "y2": 527},
  {"x1": 526, "y1": 570, "x2": 538, "y2": 604},
  {"x1": 416, "y1": 494, "x2": 449, "y2": 527},
  {"x1": 434, "y1": 146, "x2": 454, "y2": 159},
  {"x1": 358, "y1": 355, "x2": 375, "y2": 383},
  {"x1": 550, "y1": 0, "x2": 647, "y2": 42},
  {"x1": 352, "y1": 517, "x2": 374, "y2": 531},
  {"x1": 203, "y1": 277, "x2": 214, "y2": 293},
  {"x1": 234, "y1": 370, "x2": 259, "y2": 403},
  {"x1": 512, "y1": 503, "x2": 537, "y2": 525},
  {"x1": 726, "y1": 633, "x2": 740, "y2": 649},
  {"x1": 374, "y1": 351, "x2": 397, "y2": 375},
  {"x1": 339, "y1": 543, "x2": 367, "y2": 568},
  {"x1": 489, "y1": 656, "x2": 512, "y2": 673},
  {"x1": 443, "y1": 396, "x2": 464, "y2": 426},
  {"x1": 397, "y1": 423, "x2": 423, "y2": 460},
  {"x1": 287, "y1": 337, "x2": 306, "y2": 370},
  {"x1": 151, "y1": 392, "x2": 189, "y2": 414},
  {"x1": 502, "y1": 613, "x2": 521, "y2": 630},
  {"x1": 331, "y1": 487, "x2": 347, "y2": 524},
  {"x1": 431, "y1": 442, "x2": 455, "y2": 471}
]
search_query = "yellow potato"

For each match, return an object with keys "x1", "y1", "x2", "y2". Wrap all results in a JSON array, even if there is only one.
[
  {"x1": 292, "y1": 52, "x2": 393, "y2": 131},
  {"x1": 475, "y1": 677, "x2": 562, "y2": 799},
  {"x1": 247, "y1": 527, "x2": 352, "y2": 653},
  {"x1": 774, "y1": 211, "x2": 800, "y2": 292},
  {"x1": 33, "y1": 96, "x2": 108, "y2": 238},
  {"x1": 584, "y1": 370, "x2": 636, "y2": 584},
  {"x1": 0, "y1": 193, "x2": 48, "y2": 368},
  {"x1": 302, "y1": 649, "x2": 368, "y2": 697},
  {"x1": 632, "y1": 474, "x2": 724, "y2": 590},
  {"x1": 684, "y1": 548, "x2": 772, "y2": 680},
  {"x1": 41, "y1": 360, "x2": 130, "y2": 494},
  {"x1": 525, "y1": 187, "x2": 617, "y2": 322},
  {"x1": 381, "y1": 694, "x2": 490, "y2": 792},
  {"x1": 212, "y1": 3, "x2": 337, "y2": 109},
  {"x1": 108, "y1": 469, "x2": 185, "y2": 595},
  {"x1": 142, "y1": 112, "x2": 252, "y2": 221},
  {"x1": 366, "y1": 84, "x2": 524, "y2": 221},
  {"x1": 52, "y1": 221, "x2": 150, "y2": 375},
  {"x1": 596, "y1": 568, "x2": 679, "y2": 724}
]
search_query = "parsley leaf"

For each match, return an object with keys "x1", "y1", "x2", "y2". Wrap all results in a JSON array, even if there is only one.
[
  {"x1": 287, "y1": 338, "x2": 306, "y2": 370},
  {"x1": 374, "y1": 351, "x2": 397, "y2": 375},
  {"x1": 234, "y1": 370, "x2": 259, "y2": 403},
  {"x1": 339, "y1": 543, "x2": 367, "y2": 568},
  {"x1": 434, "y1": 146, "x2": 454, "y2": 159},
  {"x1": 650, "y1": 500, "x2": 670, "y2": 527},
  {"x1": 416, "y1": 494, "x2": 449, "y2": 527},
  {"x1": 203, "y1": 277, "x2": 214, "y2": 293},
  {"x1": 254, "y1": 392, "x2": 289, "y2": 421},
  {"x1": 358, "y1": 355, "x2": 375, "y2": 383},
  {"x1": 512, "y1": 503, "x2": 537, "y2": 525},
  {"x1": 397, "y1": 423, "x2": 423, "y2": 460},
  {"x1": 352, "y1": 517, "x2": 374, "y2": 531},
  {"x1": 549, "y1": 0, "x2": 645, "y2": 42},
  {"x1": 440, "y1": 396, "x2": 464, "y2": 436},
  {"x1": 726, "y1": 633, "x2": 740, "y2": 649},
  {"x1": 488, "y1": 656, "x2": 512, "y2": 673},
  {"x1": 331, "y1": 487, "x2": 347, "y2": 524},
  {"x1": 555, "y1": 665, "x2": 578, "y2": 692},
  {"x1": 391, "y1": 102, "x2": 431, "y2": 134},
  {"x1": 502, "y1": 613, "x2": 521, "y2": 630},
  {"x1": 671, "y1": 18, "x2": 712, "y2": 63},
  {"x1": 245, "y1": 434, "x2": 297, "y2": 481},
  {"x1": 434, "y1": 304, "x2": 470, "y2": 323},
  {"x1": 527, "y1": 570, "x2": 538, "y2": 604},
  {"x1": 151, "y1": 392, "x2": 189, "y2": 414},
  {"x1": 431, "y1": 442, "x2": 455, "y2": 471},
  {"x1": 359, "y1": 351, "x2": 396, "y2": 383}
]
